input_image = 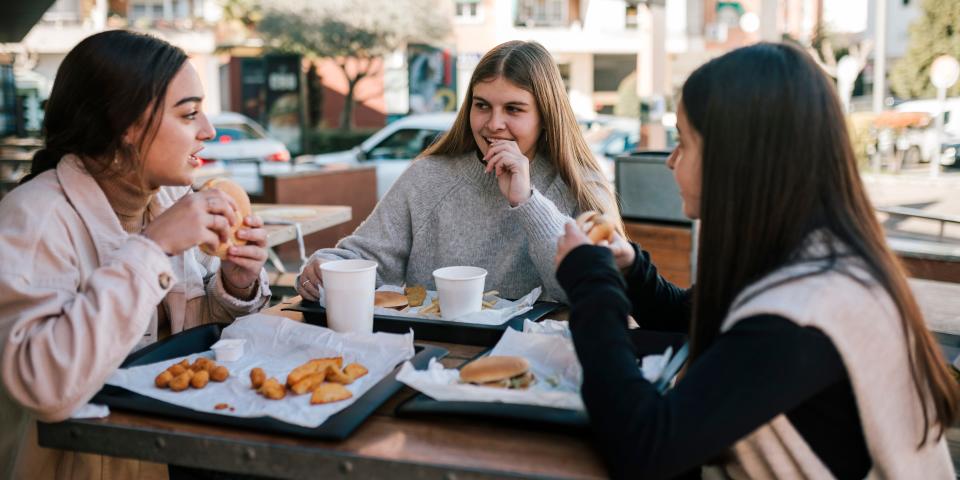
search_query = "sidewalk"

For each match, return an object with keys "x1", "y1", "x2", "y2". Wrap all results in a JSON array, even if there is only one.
[{"x1": 862, "y1": 168, "x2": 960, "y2": 243}]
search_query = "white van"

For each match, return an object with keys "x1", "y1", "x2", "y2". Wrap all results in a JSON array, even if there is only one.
[{"x1": 893, "y1": 98, "x2": 960, "y2": 164}]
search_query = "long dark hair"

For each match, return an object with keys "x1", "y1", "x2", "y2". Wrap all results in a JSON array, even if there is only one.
[
  {"x1": 683, "y1": 42, "x2": 958, "y2": 443},
  {"x1": 21, "y1": 30, "x2": 187, "y2": 183}
]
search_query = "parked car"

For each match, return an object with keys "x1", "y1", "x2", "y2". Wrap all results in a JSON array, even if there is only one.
[
  {"x1": 196, "y1": 112, "x2": 292, "y2": 194},
  {"x1": 311, "y1": 112, "x2": 638, "y2": 198},
  {"x1": 891, "y1": 98, "x2": 960, "y2": 165},
  {"x1": 311, "y1": 112, "x2": 453, "y2": 199}
]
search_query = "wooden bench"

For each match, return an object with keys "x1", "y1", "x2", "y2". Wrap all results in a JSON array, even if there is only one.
[{"x1": 877, "y1": 206, "x2": 960, "y2": 240}]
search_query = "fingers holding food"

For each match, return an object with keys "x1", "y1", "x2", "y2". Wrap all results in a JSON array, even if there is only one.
[
  {"x1": 197, "y1": 178, "x2": 251, "y2": 260},
  {"x1": 574, "y1": 211, "x2": 616, "y2": 244}
]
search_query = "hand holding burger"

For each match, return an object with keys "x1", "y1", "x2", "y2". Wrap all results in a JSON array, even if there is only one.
[
  {"x1": 199, "y1": 178, "x2": 268, "y2": 299},
  {"x1": 555, "y1": 211, "x2": 635, "y2": 270}
]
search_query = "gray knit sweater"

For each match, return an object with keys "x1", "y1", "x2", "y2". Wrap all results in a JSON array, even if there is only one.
[{"x1": 308, "y1": 152, "x2": 584, "y2": 302}]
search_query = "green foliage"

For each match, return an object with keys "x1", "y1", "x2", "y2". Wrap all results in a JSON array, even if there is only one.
[
  {"x1": 890, "y1": 0, "x2": 960, "y2": 99},
  {"x1": 305, "y1": 128, "x2": 377, "y2": 154}
]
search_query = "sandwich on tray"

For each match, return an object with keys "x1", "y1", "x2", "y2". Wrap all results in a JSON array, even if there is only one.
[{"x1": 459, "y1": 355, "x2": 535, "y2": 389}]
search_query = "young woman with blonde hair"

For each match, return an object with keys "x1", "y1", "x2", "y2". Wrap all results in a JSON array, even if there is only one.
[{"x1": 297, "y1": 40, "x2": 620, "y2": 303}]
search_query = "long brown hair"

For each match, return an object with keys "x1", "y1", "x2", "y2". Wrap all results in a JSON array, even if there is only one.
[
  {"x1": 683, "y1": 42, "x2": 958, "y2": 444},
  {"x1": 21, "y1": 30, "x2": 186, "y2": 184},
  {"x1": 421, "y1": 40, "x2": 622, "y2": 231}
]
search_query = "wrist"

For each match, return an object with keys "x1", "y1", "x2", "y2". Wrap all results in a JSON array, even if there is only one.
[
  {"x1": 509, "y1": 189, "x2": 533, "y2": 207},
  {"x1": 223, "y1": 272, "x2": 257, "y2": 299}
]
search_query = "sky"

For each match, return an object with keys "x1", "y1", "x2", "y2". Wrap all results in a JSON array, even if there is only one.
[{"x1": 822, "y1": 0, "x2": 869, "y2": 34}]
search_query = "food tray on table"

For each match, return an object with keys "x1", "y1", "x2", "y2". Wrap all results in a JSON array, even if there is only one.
[
  {"x1": 395, "y1": 329, "x2": 688, "y2": 429},
  {"x1": 91, "y1": 322, "x2": 446, "y2": 440},
  {"x1": 286, "y1": 300, "x2": 562, "y2": 346}
]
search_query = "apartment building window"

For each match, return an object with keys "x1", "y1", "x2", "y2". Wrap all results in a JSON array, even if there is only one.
[
  {"x1": 516, "y1": 0, "x2": 568, "y2": 28},
  {"x1": 625, "y1": 3, "x2": 639, "y2": 29},
  {"x1": 455, "y1": 0, "x2": 483, "y2": 22}
]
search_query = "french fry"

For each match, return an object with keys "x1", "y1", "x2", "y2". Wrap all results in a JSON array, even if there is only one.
[
  {"x1": 286, "y1": 357, "x2": 343, "y2": 387},
  {"x1": 324, "y1": 364, "x2": 353, "y2": 384},
  {"x1": 311, "y1": 382, "x2": 352, "y2": 404},
  {"x1": 483, "y1": 290, "x2": 499, "y2": 297},
  {"x1": 290, "y1": 372, "x2": 326, "y2": 395},
  {"x1": 344, "y1": 363, "x2": 368, "y2": 382},
  {"x1": 481, "y1": 300, "x2": 496, "y2": 308}
]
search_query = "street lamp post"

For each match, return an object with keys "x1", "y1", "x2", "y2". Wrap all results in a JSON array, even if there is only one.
[{"x1": 929, "y1": 55, "x2": 960, "y2": 178}]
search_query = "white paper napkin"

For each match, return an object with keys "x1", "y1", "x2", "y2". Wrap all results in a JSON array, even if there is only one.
[{"x1": 106, "y1": 314, "x2": 415, "y2": 428}]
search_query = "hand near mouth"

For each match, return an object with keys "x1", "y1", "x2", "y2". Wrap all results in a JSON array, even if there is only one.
[{"x1": 482, "y1": 139, "x2": 533, "y2": 207}]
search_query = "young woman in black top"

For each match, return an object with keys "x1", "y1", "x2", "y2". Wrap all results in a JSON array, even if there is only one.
[{"x1": 554, "y1": 42, "x2": 958, "y2": 479}]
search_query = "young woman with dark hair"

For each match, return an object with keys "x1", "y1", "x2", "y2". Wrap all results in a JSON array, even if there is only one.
[
  {"x1": 0, "y1": 30, "x2": 271, "y2": 478},
  {"x1": 555, "y1": 42, "x2": 958, "y2": 479}
]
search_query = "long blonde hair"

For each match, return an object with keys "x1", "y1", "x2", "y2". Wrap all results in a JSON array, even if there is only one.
[{"x1": 421, "y1": 40, "x2": 622, "y2": 232}]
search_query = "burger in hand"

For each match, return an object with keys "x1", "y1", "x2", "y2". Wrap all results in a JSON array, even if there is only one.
[
  {"x1": 197, "y1": 178, "x2": 252, "y2": 259},
  {"x1": 575, "y1": 210, "x2": 615, "y2": 244},
  {"x1": 459, "y1": 355, "x2": 535, "y2": 389}
]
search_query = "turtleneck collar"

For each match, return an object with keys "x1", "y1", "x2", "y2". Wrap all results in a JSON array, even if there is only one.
[{"x1": 95, "y1": 169, "x2": 159, "y2": 234}]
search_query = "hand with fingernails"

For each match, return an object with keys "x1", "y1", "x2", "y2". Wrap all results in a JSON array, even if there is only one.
[
  {"x1": 142, "y1": 189, "x2": 268, "y2": 297},
  {"x1": 483, "y1": 139, "x2": 532, "y2": 207},
  {"x1": 296, "y1": 257, "x2": 332, "y2": 302},
  {"x1": 555, "y1": 222, "x2": 636, "y2": 270}
]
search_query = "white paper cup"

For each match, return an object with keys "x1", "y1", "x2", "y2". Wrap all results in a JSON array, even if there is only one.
[
  {"x1": 433, "y1": 266, "x2": 488, "y2": 320},
  {"x1": 320, "y1": 259, "x2": 377, "y2": 333}
]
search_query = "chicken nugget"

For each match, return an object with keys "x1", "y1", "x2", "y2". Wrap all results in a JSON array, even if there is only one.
[
  {"x1": 324, "y1": 364, "x2": 353, "y2": 384},
  {"x1": 169, "y1": 370, "x2": 194, "y2": 392},
  {"x1": 310, "y1": 382, "x2": 353, "y2": 404},
  {"x1": 404, "y1": 285, "x2": 427, "y2": 307},
  {"x1": 167, "y1": 364, "x2": 186, "y2": 376},
  {"x1": 190, "y1": 358, "x2": 207, "y2": 372},
  {"x1": 250, "y1": 367, "x2": 265, "y2": 389},
  {"x1": 259, "y1": 378, "x2": 286, "y2": 400},
  {"x1": 155, "y1": 370, "x2": 174, "y2": 388},
  {"x1": 191, "y1": 370, "x2": 210, "y2": 389},
  {"x1": 290, "y1": 372, "x2": 326, "y2": 395},
  {"x1": 211, "y1": 365, "x2": 229, "y2": 382},
  {"x1": 343, "y1": 363, "x2": 368, "y2": 382}
]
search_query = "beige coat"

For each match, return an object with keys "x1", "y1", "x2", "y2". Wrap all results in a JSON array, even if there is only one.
[{"x1": 0, "y1": 155, "x2": 271, "y2": 479}]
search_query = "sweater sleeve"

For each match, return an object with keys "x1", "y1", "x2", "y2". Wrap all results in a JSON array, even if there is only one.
[
  {"x1": 556, "y1": 245, "x2": 850, "y2": 480},
  {"x1": 512, "y1": 188, "x2": 571, "y2": 302},
  {"x1": 0, "y1": 234, "x2": 174, "y2": 422},
  {"x1": 305, "y1": 170, "x2": 416, "y2": 287}
]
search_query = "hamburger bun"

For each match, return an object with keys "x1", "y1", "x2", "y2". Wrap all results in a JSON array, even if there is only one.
[
  {"x1": 459, "y1": 355, "x2": 534, "y2": 389},
  {"x1": 374, "y1": 291, "x2": 409, "y2": 309},
  {"x1": 198, "y1": 178, "x2": 252, "y2": 259},
  {"x1": 575, "y1": 211, "x2": 615, "y2": 244}
]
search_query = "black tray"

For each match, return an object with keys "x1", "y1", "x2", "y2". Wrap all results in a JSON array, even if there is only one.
[
  {"x1": 395, "y1": 329, "x2": 687, "y2": 429},
  {"x1": 286, "y1": 300, "x2": 562, "y2": 346},
  {"x1": 92, "y1": 322, "x2": 446, "y2": 440}
]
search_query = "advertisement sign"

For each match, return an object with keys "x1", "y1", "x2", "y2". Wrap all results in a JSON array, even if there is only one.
[
  {"x1": 264, "y1": 55, "x2": 304, "y2": 155},
  {"x1": 407, "y1": 44, "x2": 457, "y2": 114}
]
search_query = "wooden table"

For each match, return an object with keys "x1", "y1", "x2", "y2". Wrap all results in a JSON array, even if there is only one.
[
  {"x1": 37, "y1": 296, "x2": 606, "y2": 479},
  {"x1": 35, "y1": 280, "x2": 960, "y2": 478},
  {"x1": 253, "y1": 204, "x2": 352, "y2": 273}
]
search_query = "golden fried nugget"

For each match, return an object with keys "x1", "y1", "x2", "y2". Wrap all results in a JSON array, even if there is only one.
[
  {"x1": 211, "y1": 365, "x2": 229, "y2": 382},
  {"x1": 250, "y1": 367, "x2": 266, "y2": 389},
  {"x1": 167, "y1": 364, "x2": 186, "y2": 376},
  {"x1": 191, "y1": 370, "x2": 210, "y2": 389},
  {"x1": 155, "y1": 370, "x2": 173, "y2": 388},
  {"x1": 404, "y1": 285, "x2": 427, "y2": 307},
  {"x1": 343, "y1": 363, "x2": 368, "y2": 382},
  {"x1": 178, "y1": 359, "x2": 190, "y2": 369},
  {"x1": 189, "y1": 358, "x2": 206, "y2": 371},
  {"x1": 214, "y1": 403, "x2": 229, "y2": 410},
  {"x1": 310, "y1": 382, "x2": 353, "y2": 404},
  {"x1": 169, "y1": 370, "x2": 194, "y2": 392},
  {"x1": 323, "y1": 364, "x2": 353, "y2": 385},
  {"x1": 259, "y1": 378, "x2": 286, "y2": 400},
  {"x1": 290, "y1": 372, "x2": 326, "y2": 395}
]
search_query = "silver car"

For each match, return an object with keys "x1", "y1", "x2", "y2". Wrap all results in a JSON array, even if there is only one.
[{"x1": 197, "y1": 112, "x2": 293, "y2": 194}]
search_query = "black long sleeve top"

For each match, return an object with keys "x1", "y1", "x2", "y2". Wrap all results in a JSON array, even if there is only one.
[{"x1": 556, "y1": 243, "x2": 871, "y2": 480}]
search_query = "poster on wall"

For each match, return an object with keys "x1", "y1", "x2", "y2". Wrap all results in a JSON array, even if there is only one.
[
  {"x1": 407, "y1": 44, "x2": 457, "y2": 114},
  {"x1": 264, "y1": 55, "x2": 304, "y2": 155}
]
